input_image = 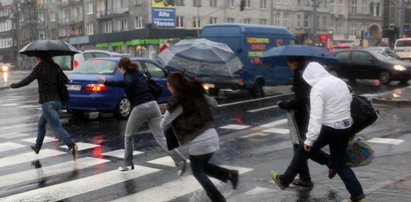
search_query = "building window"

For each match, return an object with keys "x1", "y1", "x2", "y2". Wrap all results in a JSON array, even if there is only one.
[
  {"x1": 260, "y1": 18, "x2": 267, "y2": 25},
  {"x1": 227, "y1": 17, "x2": 235, "y2": 23},
  {"x1": 273, "y1": 12, "x2": 280, "y2": 26},
  {"x1": 375, "y1": 3, "x2": 380, "y2": 16},
  {"x1": 121, "y1": 0, "x2": 128, "y2": 8},
  {"x1": 193, "y1": 0, "x2": 201, "y2": 7},
  {"x1": 135, "y1": 16, "x2": 143, "y2": 28},
  {"x1": 260, "y1": 0, "x2": 267, "y2": 9},
  {"x1": 176, "y1": 0, "x2": 184, "y2": 6},
  {"x1": 338, "y1": 0, "x2": 343, "y2": 14},
  {"x1": 210, "y1": 0, "x2": 217, "y2": 7},
  {"x1": 351, "y1": 24, "x2": 357, "y2": 36},
  {"x1": 351, "y1": 0, "x2": 357, "y2": 14},
  {"x1": 296, "y1": 14, "x2": 302, "y2": 27},
  {"x1": 209, "y1": 17, "x2": 217, "y2": 24},
  {"x1": 362, "y1": 0, "x2": 368, "y2": 14},
  {"x1": 103, "y1": 21, "x2": 112, "y2": 33},
  {"x1": 176, "y1": 16, "x2": 184, "y2": 27},
  {"x1": 282, "y1": 13, "x2": 287, "y2": 27},
  {"x1": 245, "y1": 0, "x2": 251, "y2": 8},
  {"x1": 244, "y1": 18, "x2": 251, "y2": 24},
  {"x1": 330, "y1": 0, "x2": 335, "y2": 13},
  {"x1": 229, "y1": 0, "x2": 234, "y2": 8},
  {"x1": 134, "y1": 0, "x2": 143, "y2": 5},
  {"x1": 87, "y1": 23, "x2": 94, "y2": 35},
  {"x1": 193, "y1": 17, "x2": 200, "y2": 28},
  {"x1": 88, "y1": 3, "x2": 93, "y2": 14},
  {"x1": 50, "y1": 12, "x2": 56, "y2": 22},
  {"x1": 304, "y1": 13, "x2": 310, "y2": 27}
]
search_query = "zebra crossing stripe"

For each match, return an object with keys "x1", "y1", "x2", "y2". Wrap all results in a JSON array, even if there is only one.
[
  {"x1": 22, "y1": 136, "x2": 56, "y2": 143},
  {"x1": 111, "y1": 166, "x2": 253, "y2": 202},
  {"x1": 102, "y1": 149, "x2": 144, "y2": 159},
  {"x1": 220, "y1": 124, "x2": 250, "y2": 130},
  {"x1": 261, "y1": 128, "x2": 289, "y2": 135},
  {"x1": 59, "y1": 142, "x2": 100, "y2": 150},
  {"x1": 1, "y1": 133, "x2": 31, "y2": 139},
  {"x1": 0, "y1": 142, "x2": 25, "y2": 153},
  {"x1": 367, "y1": 137, "x2": 405, "y2": 145},
  {"x1": 0, "y1": 123, "x2": 36, "y2": 131},
  {"x1": 147, "y1": 156, "x2": 190, "y2": 167},
  {"x1": 1, "y1": 165, "x2": 161, "y2": 202},
  {"x1": 252, "y1": 119, "x2": 287, "y2": 130},
  {"x1": 228, "y1": 187, "x2": 277, "y2": 202},
  {"x1": 0, "y1": 157, "x2": 109, "y2": 189},
  {"x1": 0, "y1": 149, "x2": 66, "y2": 168}
]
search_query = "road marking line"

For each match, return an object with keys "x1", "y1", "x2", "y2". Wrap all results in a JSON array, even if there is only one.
[
  {"x1": 0, "y1": 103, "x2": 18, "y2": 107},
  {"x1": 239, "y1": 132, "x2": 270, "y2": 139},
  {"x1": 367, "y1": 137, "x2": 405, "y2": 145},
  {"x1": 147, "y1": 156, "x2": 190, "y2": 167},
  {"x1": 1, "y1": 133, "x2": 32, "y2": 139},
  {"x1": 22, "y1": 136, "x2": 56, "y2": 143},
  {"x1": 247, "y1": 105, "x2": 278, "y2": 113},
  {"x1": 0, "y1": 157, "x2": 109, "y2": 189},
  {"x1": 228, "y1": 187, "x2": 277, "y2": 202},
  {"x1": 0, "y1": 149, "x2": 65, "y2": 168},
  {"x1": 0, "y1": 142, "x2": 25, "y2": 153},
  {"x1": 262, "y1": 128, "x2": 289, "y2": 135},
  {"x1": 252, "y1": 119, "x2": 287, "y2": 130},
  {"x1": 111, "y1": 166, "x2": 253, "y2": 202},
  {"x1": 1, "y1": 165, "x2": 160, "y2": 202},
  {"x1": 102, "y1": 149, "x2": 144, "y2": 159},
  {"x1": 220, "y1": 124, "x2": 250, "y2": 130},
  {"x1": 59, "y1": 142, "x2": 99, "y2": 150},
  {"x1": 0, "y1": 123, "x2": 36, "y2": 131},
  {"x1": 218, "y1": 93, "x2": 293, "y2": 107}
]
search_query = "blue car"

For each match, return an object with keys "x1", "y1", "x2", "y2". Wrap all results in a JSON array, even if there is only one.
[{"x1": 62, "y1": 57, "x2": 171, "y2": 119}]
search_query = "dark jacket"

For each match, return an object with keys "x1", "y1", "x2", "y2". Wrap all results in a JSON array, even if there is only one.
[
  {"x1": 105, "y1": 70, "x2": 154, "y2": 107},
  {"x1": 11, "y1": 61, "x2": 67, "y2": 104},
  {"x1": 167, "y1": 96, "x2": 215, "y2": 145},
  {"x1": 293, "y1": 65, "x2": 311, "y2": 136}
]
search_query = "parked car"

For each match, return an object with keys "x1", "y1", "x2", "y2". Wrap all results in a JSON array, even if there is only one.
[
  {"x1": 363, "y1": 47, "x2": 399, "y2": 59},
  {"x1": 62, "y1": 57, "x2": 171, "y2": 119},
  {"x1": 328, "y1": 49, "x2": 411, "y2": 84},
  {"x1": 53, "y1": 49, "x2": 127, "y2": 71},
  {"x1": 329, "y1": 44, "x2": 361, "y2": 53},
  {"x1": 393, "y1": 38, "x2": 411, "y2": 61}
]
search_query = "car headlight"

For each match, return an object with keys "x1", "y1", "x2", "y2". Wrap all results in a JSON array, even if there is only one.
[
  {"x1": 1, "y1": 65, "x2": 9, "y2": 72},
  {"x1": 393, "y1": 65, "x2": 406, "y2": 71}
]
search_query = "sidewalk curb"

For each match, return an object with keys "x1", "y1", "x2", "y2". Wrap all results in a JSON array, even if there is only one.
[{"x1": 371, "y1": 97, "x2": 411, "y2": 107}]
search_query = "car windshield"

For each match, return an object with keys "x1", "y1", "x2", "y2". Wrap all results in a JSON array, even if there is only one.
[
  {"x1": 52, "y1": 56, "x2": 72, "y2": 70},
  {"x1": 71, "y1": 59, "x2": 118, "y2": 74},
  {"x1": 369, "y1": 50, "x2": 395, "y2": 61}
]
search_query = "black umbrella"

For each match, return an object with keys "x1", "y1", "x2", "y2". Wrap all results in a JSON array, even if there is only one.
[{"x1": 19, "y1": 40, "x2": 79, "y2": 57}]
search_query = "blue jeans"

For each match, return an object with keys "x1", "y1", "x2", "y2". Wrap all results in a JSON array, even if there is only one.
[
  {"x1": 190, "y1": 153, "x2": 230, "y2": 202},
  {"x1": 36, "y1": 101, "x2": 75, "y2": 150},
  {"x1": 280, "y1": 125, "x2": 365, "y2": 201}
]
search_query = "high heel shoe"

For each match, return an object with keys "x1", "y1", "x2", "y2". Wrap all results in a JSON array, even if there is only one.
[{"x1": 118, "y1": 165, "x2": 135, "y2": 172}]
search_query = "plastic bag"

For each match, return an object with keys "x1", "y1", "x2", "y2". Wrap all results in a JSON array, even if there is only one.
[{"x1": 345, "y1": 136, "x2": 375, "y2": 167}]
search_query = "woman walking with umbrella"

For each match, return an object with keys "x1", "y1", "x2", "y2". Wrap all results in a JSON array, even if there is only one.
[{"x1": 10, "y1": 52, "x2": 78, "y2": 160}]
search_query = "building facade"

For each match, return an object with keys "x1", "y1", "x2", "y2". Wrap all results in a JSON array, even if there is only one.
[{"x1": 0, "y1": 0, "x2": 384, "y2": 68}]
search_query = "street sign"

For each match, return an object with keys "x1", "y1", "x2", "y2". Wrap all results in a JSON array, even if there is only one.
[
  {"x1": 404, "y1": 28, "x2": 411, "y2": 32},
  {"x1": 364, "y1": 32, "x2": 372, "y2": 38}
]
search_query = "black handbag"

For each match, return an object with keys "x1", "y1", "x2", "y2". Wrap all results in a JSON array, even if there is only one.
[
  {"x1": 57, "y1": 67, "x2": 70, "y2": 102},
  {"x1": 165, "y1": 127, "x2": 180, "y2": 150},
  {"x1": 142, "y1": 73, "x2": 164, "y2": 100},
  {"x1": 348, "y1": 86, "x2": 379, "y2": 134}
]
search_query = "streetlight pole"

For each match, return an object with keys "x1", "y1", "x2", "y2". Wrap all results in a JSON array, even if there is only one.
[
  {"x1": 392, "y1": 0, "x2": 408, "y2": 38},
  {"x1": 311, "y1": 0, "x2": 322, "y2": 45}
]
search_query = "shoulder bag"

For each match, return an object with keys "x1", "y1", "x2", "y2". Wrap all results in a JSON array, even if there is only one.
[
  {"x1": 142, "y1": 73, "x2": 164, "y2": 100},
  {"x1": 348, "y1": 85, "x2": 379, "y2": 134}
]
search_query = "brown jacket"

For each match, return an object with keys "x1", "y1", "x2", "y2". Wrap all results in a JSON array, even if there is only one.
[{"x1": 167, "y1": 97, "x2": 215, "y2": 145}]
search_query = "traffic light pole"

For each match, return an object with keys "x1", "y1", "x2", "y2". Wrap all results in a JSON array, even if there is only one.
[{"x1": 311, "y1": 0, "x2": 322, "y2": 45}]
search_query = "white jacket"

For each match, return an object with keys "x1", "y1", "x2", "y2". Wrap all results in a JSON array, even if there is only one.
[{"x1": 303, "y1": 62, "x2": 352, "y2": 146}]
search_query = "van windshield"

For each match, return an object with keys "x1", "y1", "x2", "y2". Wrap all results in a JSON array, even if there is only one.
[{"x1": 396, "y1": 40, "x2": 411, "y2": 47}]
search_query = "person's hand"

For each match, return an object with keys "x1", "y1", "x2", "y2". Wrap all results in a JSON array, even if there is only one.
[
  {"x1": 97, "y1": 76, "x2": 106, "y2": 84},
  {"x1": 10, "y1": 83, "x2": 17, "y2": 88},
  {"x1": 304, "y1": 144, "x2": 311, "y2": 152}
]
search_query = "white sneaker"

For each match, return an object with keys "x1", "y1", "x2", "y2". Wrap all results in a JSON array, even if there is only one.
[{"x1": 118, "y1": 165, "x2": 134, "y2": 172}]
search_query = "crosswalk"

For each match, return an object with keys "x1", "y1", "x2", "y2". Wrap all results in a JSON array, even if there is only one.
[{"x1": 0, "y1": 115, "x2": 408, "y2": 201}]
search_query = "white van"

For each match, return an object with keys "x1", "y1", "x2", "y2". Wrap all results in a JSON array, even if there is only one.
[{"x1": 393, "y1": 38, "x2": 411, "y2": 61}]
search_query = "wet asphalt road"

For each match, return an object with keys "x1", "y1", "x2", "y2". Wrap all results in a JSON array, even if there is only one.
[{"x1": 1, "y1": 71, "x2": 411, "y2": 201}]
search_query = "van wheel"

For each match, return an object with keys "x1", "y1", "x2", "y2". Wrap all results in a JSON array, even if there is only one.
[
  {"x1": 250, "y1": 80, "x2": 265, "y2": 98},
  {"x1": 114, "y1": 97, "x2": 131, "y2": 119},
  {"x1": 379, "y1": 71, "x2": 391, "y2": 84}
]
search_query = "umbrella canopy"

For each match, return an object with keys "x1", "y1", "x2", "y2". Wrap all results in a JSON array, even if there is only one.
[
  {"x1": 157, "y1": 38, "x2": 243, "y2": 79},
  {"x1": 260, "y1": 45, "x2": 337, "y2": 66},
  {"x1": 19, "y1": 40, "x2": 79, "y2": 57},
  {"x1": 161, "y1": 38, "x2": 236, "y2": 64}
]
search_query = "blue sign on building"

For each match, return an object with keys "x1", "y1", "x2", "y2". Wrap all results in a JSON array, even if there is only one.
[{"x1": 152, "y1": 7, "x2": 176, "y2": 28}]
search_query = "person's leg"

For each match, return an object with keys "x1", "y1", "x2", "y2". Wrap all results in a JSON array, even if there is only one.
[
  {"x1": 190, "y1": 153, "x2": 226, "y2": 202},
  {"x1": 146, "y1": 102, "x2": 186, "y2": 165},
  {"x1": 41, "y1": 101, "x2": 75, "y2": 149},
  {"x1": 292, "y1": 144, "x2": 312, "y2": 183},
  {"x1": 35, "y1": 110, "x2": 47, "y2": 151},
  {"x1": 123, "y1": 105, "x2": 146, "y2": 167},
  {"x1": 328, "y1": 127, "x2": 365, "y2": 201}
]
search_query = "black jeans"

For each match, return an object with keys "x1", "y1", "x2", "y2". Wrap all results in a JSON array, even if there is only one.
[
  {"x1": 190, "y1": 153, "x2": 230, "y2": 202},
  {"x1": 293, "y1": 144, "x2": 330, "y2": 182},
  {"x1": 280, "y1": 125, "x2": 365, "y2": 201}
]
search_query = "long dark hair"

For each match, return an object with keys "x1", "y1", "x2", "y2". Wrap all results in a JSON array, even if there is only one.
[
  {"x1": 286, "y1": 56, "x2": 313, "y2": 71},
  {"x1": 167, "y1": 72, "x2": 206, "y2": 107},
  {"x1": 118, "y1": 57, "x2": 139, "y2": 72}
]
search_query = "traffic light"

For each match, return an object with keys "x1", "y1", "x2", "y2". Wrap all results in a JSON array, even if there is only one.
[
  {"x1": 240, "y1": 0, "x2": 245, "y2": 11},
  {"x1": 319, "y1": 35, "x2": 327, "y2": 41}
]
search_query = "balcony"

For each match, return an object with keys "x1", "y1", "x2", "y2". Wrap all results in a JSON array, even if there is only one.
[
  {"x1": 97, "y1": 10, "x2": 113, "y2": 19},
  {"x1": 112, "y1": 8, "x2": 129, "y2": 15}
]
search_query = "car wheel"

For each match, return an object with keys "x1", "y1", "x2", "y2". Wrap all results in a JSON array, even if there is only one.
[
  {"x1": 379, "y1": 71, "x2": 391, "y2": 84},
  {"x1": 114, "y1": 97, "x2": 131, "y2": 119},
  {"x1": 250, "y1": 79, "x2": 265, "y2": 98}
]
